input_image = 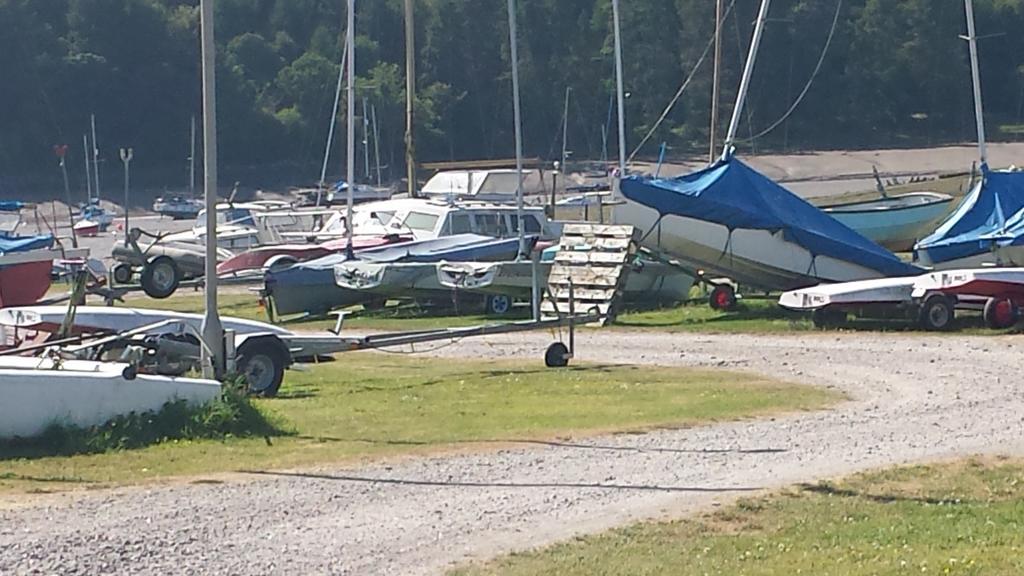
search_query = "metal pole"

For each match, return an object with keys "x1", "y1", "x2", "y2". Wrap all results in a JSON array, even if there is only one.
[
  {"x1": 507, "y1": 0, "x2": 527, "y2": 260},
  {"x1": 611, "y1": 0, "x2": 626, "y2": 177},
  {"x1": 320, "y1": 30, "x2": 349, "y2": 204},
  {"x1": 560, "y1": 86, "x2": 571, "y2": 177},
  {"x1": 189, "y1": 115, "x2": 197, "y2": 197},
  {"x1": 963, "y1": 0, "x2": 988, "y2": 166},
  {"x1": 56, "y1": 147, "x2": 78, "y2": 248},
  {"x1": 91, "y1": 114, "x2": 101, "y2": 201},
  {"x1": 362, "y1": 98, "x2": 371, "y2": 181},
  {"x1": 346, "y1": 0, "x2": 356, "y2": 258},
  {"x1": 83, "y1": 134, "x2": 92, "y2": 203},
  {"x1": 404, "y1": 0, "x2": 417, "y2": 198},
  {"x1": 371, "y1": 103, "x2": 382, "y2": 186},
  {"x1": 723, "y1": 0, "x2": 772, "y2": 155},
  {"x1": 709, "y1": 0, "x2": 723, "y2": 162},
  {"x1": 199, "y1": 0, "x2": 223, "y2": 378},
  {"x1": 120, "y1": 148, "x2": 132, "y2": 247}
]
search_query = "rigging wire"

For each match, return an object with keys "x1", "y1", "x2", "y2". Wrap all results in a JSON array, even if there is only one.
[
  {"x1": 627, "y1": 0, "x2": 738, "y2": 164},
  {"x1": 734, "y1": 0, "x2": 843, "y2": 144}
]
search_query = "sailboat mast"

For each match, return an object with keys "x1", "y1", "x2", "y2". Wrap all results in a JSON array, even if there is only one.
[
  {"x1": 91, "y1": 114, "x2": 101, "y2": 200},
  {"x1": 189, "y1": 115, "x2": 197, "y2": 197},
  {"x1": 404, "y1": 0, "x2": 417, "y2": 198},
  {"x1": 83, "y1": 134, "x2": 92, "y2": 202},
  {"x1": 346, "y1": 0, "x2": 355, "y2": 256},
  {"x1": 963, "y1": 0, "x2": 987, "y2": 166},
  {"x1": 372, "y1": 103, "x2": 382, "y2": 186},
  {"x1": 723, "y1": 0, "x2": 772, "y2": 155},
  {"x1": 709, "y1": 0, "x2": 723, "y2": 162},
  {"x1": 199, "y1": 0, "x2": 223, "y2": 377},
  {"x1": 561, "y1": 87, "x2": 571, "y2": 175},
  {"x1": 319, "y1": 30, "x2": 349, "y2": 206},
  {"x1": 611, "y1": 0, "x2": 626, "y2": 176},
  {"x1": 506, "y1": 0, "x2": 526, "y2": 259},
  {"x1": 362, "y1": 98, "x2": 371, "y2": 181}
]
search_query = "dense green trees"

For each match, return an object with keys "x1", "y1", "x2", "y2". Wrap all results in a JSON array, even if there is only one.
[{"x1": 1, "y1": 0, "x2": 1023, "y2": 197}]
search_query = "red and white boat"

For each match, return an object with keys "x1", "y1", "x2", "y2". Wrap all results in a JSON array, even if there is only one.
[
  {"x1": 216, "y1": 233, "x2": 412, "y2": 277},
  {"x1": 0, "y1": 231, "x2": 88, "y2": 308}
]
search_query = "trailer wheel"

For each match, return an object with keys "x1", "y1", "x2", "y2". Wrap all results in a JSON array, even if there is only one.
[
  {"x1": 812, "y1": 307, "x2": 846, "y2": 328},
  {"x1": 112, "y1": 263, "x2": 133, "y2": 284},
  {"x1": 544, "y1": 342, "x2": 570, "y2": 368},
  {"x1": 487, "y1": 294, "x2": 513, "y2": 315},
  {"x1": 237, "y1": 339, "x2": 286, "y2": 397},
  {"x1": 140, "y1": 256, "x2": 180, "y2": 299},
  {"x1": 919, "y1": 294, "x2": 954, "y2": 331},
  {"x1": 983, "y1": 297, "x2": 1019, "y2": 329},
  {"x1": 708, "y1": 284, "x2": 737, "y2": 311}
]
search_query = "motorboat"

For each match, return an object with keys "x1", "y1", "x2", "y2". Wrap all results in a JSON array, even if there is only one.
[
  {"x1": 73, "y1": 201, "x2": 115, "y2": 237},
  {"x1": 153, "y1": 195, "x2": 203, "y2": 219},
  {"x1": 294, "y1": 180, "x2": 393, "y2": 206},
  {"x1": 264, "y1": 234, "x2": 527, "y2": 318},
  {"x1": 617, "y1": 155, "x2": 922, "y2": 294},
  {"x1": 421, "y1": 169, "x2": 549, "y2": 202},
  {"x1": 822, "y1": 191, "x2": 953, "y2": 252},
  {"x1": 0, "y1": 356, "x2": 220, "y2": 439},
  {"x1": 914, "y1": 168, "x2": 1024, "y2": 268},
  {"x1": 216, "y1": 233, "x2": 412, "y2": 278}
]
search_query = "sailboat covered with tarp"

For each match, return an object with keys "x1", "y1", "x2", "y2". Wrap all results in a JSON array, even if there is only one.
[
  {"x1": 617, "y1": 154, "x2": 921, "y2": 291},
  {"x1": 914, "y1": 166, "x2": 1024, "y2": 268}
]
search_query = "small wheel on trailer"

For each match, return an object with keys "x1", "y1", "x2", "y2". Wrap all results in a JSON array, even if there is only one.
[
  {"x1": 918, "y1": 294, "x2": 955, "y2": 331},
  {"x1": 112, "y1": 263, "x2": 134, "y2": 285},
  {"x1": 812, "y1": 307, "x2": 846, "y2": 329},
  {"x1": 544, "y1": 341, "x2": 570, "y2": 368},
  {"x1": 486, "y1": 294, "x2": 513, "y2": 315},
  {"x1": 983, "y1": 297, "x2": 1019, "y2": 330},
  {"x1": 237, "y1": 339, "x2": 287, "y2": 397},
  {"x1": 140, "y1": 256, "x2": 180, "y2": 299},
  {"x1": 708, "y1": 284, "x2": 737, "y2": 311}
]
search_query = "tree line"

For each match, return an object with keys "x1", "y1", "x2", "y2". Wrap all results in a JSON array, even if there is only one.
[{"x1": 2, "y1": 0, "x2": 1023, "y2": 198}]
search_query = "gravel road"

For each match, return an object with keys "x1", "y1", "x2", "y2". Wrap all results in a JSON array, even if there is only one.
[{"x1": 4, "y1": 329, "x2": 1024, "y2": 575}]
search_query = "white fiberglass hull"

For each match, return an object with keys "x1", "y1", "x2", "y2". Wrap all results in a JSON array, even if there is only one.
[
  {"x1": 0, "y1": 356, "x2": 219, "y2": 439},
  {"x1": 823, "y1": 192, "x2": 953, "y2": 252},
  {"x1": 911, "y1": 268, "x2": 1024, "y2": 300},
  {"x1": 334, "y1": 262, "x2": 445, "y2": 296},
  {"x1": 0, "y1": 306, "x2": 291, "y2": 339},
  {"x1": 779, "y1": 277, "x2": 918, "y2": 311},
  {"x1": 616, "y1": 199, "x2": 887, "y2": 291}
]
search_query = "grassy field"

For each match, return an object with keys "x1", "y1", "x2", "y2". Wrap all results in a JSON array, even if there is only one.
[
  {"x1": 0, "y1": 354, "x2": 836, "y2": 494},
  {"x1": 453, "y1": 456, "x2": 1024, "y2": 576}
]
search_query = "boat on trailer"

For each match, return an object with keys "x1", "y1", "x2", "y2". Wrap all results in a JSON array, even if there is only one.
[{"x1": 822, "y1": 191, "x2": 953, "y2": 252}]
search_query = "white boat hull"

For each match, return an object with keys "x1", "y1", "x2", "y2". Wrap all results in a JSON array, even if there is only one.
[
  {"x1": 616, "y1": 199, "x2": 887, "y2": 291},
  {"x1": 779, "y1": 277, "x2": 918, "y2": 311},
  {"x1": 0, "y1": 356, "x2": 219, "y2": 439},
  {"x1": 824, "y1": 192, "x2": 953, "y2": 252}
]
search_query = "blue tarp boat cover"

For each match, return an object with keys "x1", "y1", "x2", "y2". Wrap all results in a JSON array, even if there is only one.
[
  {"x1": 0, "y1": 232, "x2": 54, "y2": 255},
  {"x1": 0, "y1": 201, "x2": 26, "y2": 213},
  {"x1": 914, "y1": 166, "x2": 1024, "y2": 264},
  {"x1": 620, "y1": 155, "x2": 920, "y2": 277}
]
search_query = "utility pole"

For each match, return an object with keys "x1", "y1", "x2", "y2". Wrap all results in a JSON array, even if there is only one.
[
  {"x1": 709, "y1": 0, "x2": 723, "y2": 162},
  {"x1": 404, "y1": 0, "x2": 417, "y2": 198},
  {"x1": 199, "y1": 0, "x2": 224, "y2": 378},
  {"x1": 120, "y1": 148, "x2": 133, "y2": 247}
]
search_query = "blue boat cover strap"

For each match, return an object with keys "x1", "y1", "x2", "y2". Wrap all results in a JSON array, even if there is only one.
[
  {"x1": 620, "y1": 156, "x2": 919, "y2": 277},
  {"x1": 914, "y1": 166, "x2": 1024, "y2": 263}
]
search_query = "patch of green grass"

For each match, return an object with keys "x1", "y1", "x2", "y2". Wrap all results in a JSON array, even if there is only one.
[
  {"x1": 616, "y1": 299, "x2": 816, "y2": 333},
  {"x1": 453, "y1": 457, "x2": 1024, "y2": 576},
  {"x1": 0, "y1": 355, "x2": 836, "y2": 494}
]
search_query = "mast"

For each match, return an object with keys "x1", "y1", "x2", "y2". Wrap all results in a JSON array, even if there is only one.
[
  {"x1": 611, "y1": 0, "x2": 626, "y2": 177},
  {"x1": 962, "y1": 0, "x2": 987, "y2": 166},
  {"x1": 723, "y1": 0, "x2": 772, "y2": 155},
  {"x1": 709, "y1": 0, "x2": 723, "y2": 162},
  {"x1": 561, "y1": 86, "x2": 571, "y2": 177},
  {"x1": 404, "y1": 0, "x2": 417, "y2": 197},
  {"x1": 83, "y1": 134, "x2": 92, "y2": 202},
  {"x1": 90, "y1": 114, "x2": 101, "y2": 201},
  {"x1": 199, "y1": 0, "x2": 223, "y2": 377},
  {"x1": 372, "y1": 103, "x2": 382, "y2": 186},
  {"x1": 319, "y1": 29, "x2": 349, "y2": 205},
  {"x1": 189, "y1": 115, "x2": 197, "y2": 197},
  {"x1": 362, "y1": 98, "x2": 371, "y2": 181},
  {"x1": 346, "y1": 0, "x2": 355, "y2": 257},
  {"x1": 506, "y1": 0, "x2": 526, "y2": 259}
]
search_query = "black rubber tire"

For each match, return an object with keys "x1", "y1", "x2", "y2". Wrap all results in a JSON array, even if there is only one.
[
  {"x1": 112, "y1": 263, "x2": 133, "y2": 284},
  {"x1": 237, "y1": 340, "x2": 286, "y2": 397},
  {"x1": 544, "y1": 342, "x2": 570, "y2": 368},
  {"x1": 812, "y1": 307, "x2": 846, "y2": 329},
  {"x1": 140, "y1": 256, "x2": 180, "y2": 299},
  {"x1": 708, "y1": 284, "x2": 737, "y2": 311},
  {"x1": 487, "y1": 294, "x2": 513, "y2": 315},
  {"x1": 983, "y1": 297, "x2": 1019, "y2": 330},
  {"x1": 918, "y1": 294, "x2": 955, "y2": 331}
]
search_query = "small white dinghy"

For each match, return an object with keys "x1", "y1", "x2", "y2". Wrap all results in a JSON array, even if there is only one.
[
  {"x1": 0, "y1": 356, "x2": 219, "y2": 439},
  {"x1": 822, "y1": 191, "x2": 953, "y2": 252}
]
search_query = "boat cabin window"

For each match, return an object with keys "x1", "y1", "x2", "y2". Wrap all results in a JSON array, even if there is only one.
[
  {"x1": 402, "y1": 211, "x2": 440, "y2": 233},
  {"x1": 224, "y1": 208, "x2": 255, "y2": 226},
  {"x1": 370, "y1": 210, "x2": 396, "y2": 226},
  {"x1": 449, "y1": 213, "x2": 473, "y2": 234},
  {"x1": 473, "y1": 213, "x2": 502, "y2": 236},
  {"x1": 509, "y1": 214, "x2": 542, "y2": 235}
]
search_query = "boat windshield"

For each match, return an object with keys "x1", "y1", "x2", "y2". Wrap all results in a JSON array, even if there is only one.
[
  {"x1": 401, "y1": 211, "x2": 440, "y2": 233},
  {"x1": 194, "y1": 208, "x2": 256, "y2": 229}
]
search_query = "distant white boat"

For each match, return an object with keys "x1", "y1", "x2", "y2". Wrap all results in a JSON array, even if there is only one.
[
  {"x1": 153, "y1": 195, "x2": 203, "y2": 219},
  {"x1": 822, "y1": 191, "x2": 953, "y2": 252}
]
